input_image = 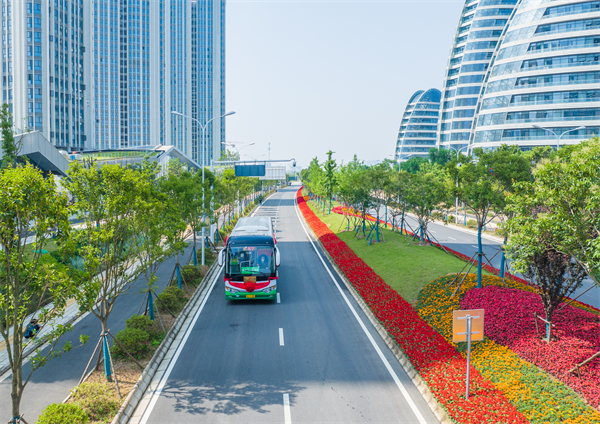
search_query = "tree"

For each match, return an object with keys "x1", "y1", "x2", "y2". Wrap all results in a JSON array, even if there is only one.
[
  {"x1": 0, "y1": 103, "x2": 20, "y2": 168},
  {"x1": 404, "y1": 170, "x2": 448, "y2": 245},
  {"x1": 505, "y1": 138, "x2": 600, "y2": 289},
  {"x1": 522, "y1": 245, "x2": 586, "y2": 340},
  {"x1": 448, "y1": 146, "x2": 531, "y2": 287},
  {"x1": 0, "y1": 164, "x2": 76, "y2": 423},
  {"x1": 323, "y1": 150, "x2": 337, "y2": 215},
  {"x1": 428, "y1": 147, "x2": 453, "y2": 167},
  {"x1": 64, "y1": 162, "x2": 148, "y2": 380},
  {"x1": 399, "y1": 156, "x2": 427, "y2": 174},
  {"x1": 363, "y1": 163, "x2": 392, "y2": 243}
]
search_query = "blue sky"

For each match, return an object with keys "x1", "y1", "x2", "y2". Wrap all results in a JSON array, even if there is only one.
[{"x1": 226, "y1": 0, "x2": 464, "y2": 168}]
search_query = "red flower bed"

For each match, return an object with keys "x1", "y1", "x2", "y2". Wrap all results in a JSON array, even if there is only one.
[
  {"x1": 298, "y1": 189, "x2": 528, "y2": 423},
  {"x1": 461, "y1": 286, "x2": 600, "y2": 407}
]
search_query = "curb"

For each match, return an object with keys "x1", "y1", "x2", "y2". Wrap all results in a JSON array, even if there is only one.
[
  {"x1": 298, "y1": 200, "x2": 454, "y2": 424},
  {"x1": 110, "y1": 260, "x2": 221, "y2": 424}
]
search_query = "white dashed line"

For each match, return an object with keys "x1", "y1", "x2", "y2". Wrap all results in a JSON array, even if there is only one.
[
  {"x1": 279, "y1": 328, "x2": 284, "y2": 346},
  {"x1": 448, "y1": 237, "x2": 456, "y2": 240},
  {"x1": 277, "y1": 293, "x2": 281, "y2": 303},
  {"x1": 283, "y1": 393, "x2": 292, "y2": 424}
]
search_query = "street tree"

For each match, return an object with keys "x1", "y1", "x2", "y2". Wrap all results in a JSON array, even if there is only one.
[
  {"x1": 448, "y1": 146, "x2": 531, "y2": 287},
  {"x1": 65, "y1": 162, "x2": 147, "y2": 380},
  {"x1": 323, "y1": 150, "x2": 337, "y2": 215},
  {"x1": 0, "y1": 163, "x2": 76, "y2": 423},
  {"x1": 404, "y1": 170, "x2": 448, "y2": 245},
  {"x1": 505, "y1": 138, "x2": 600, "y2": 289},
  {"x1": 0, "y1": 103, "x2": 21, "y2": 169}
]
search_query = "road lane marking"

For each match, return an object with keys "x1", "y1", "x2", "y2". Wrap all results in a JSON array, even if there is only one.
[
  {"x1": 294, "y1": 198, "x2": 428, "y2": 424},
  {"x1": 448, "y1": 237, "x2": 456, "y2": 240},
  {"x1": 430, "y1": 230, "x2": 436, "y2": 233},
  {"x1": 283, "y1": 393, "x2": 292, "y2": 424},
  {"x1": 471, "y1": 245, "x2": 480, "y2": 249},
  {"x1": 138, "y1": 271, "x2": 220, "y2": 424},
  {"x1": 277, "y1": 293, "x2": 281, "y2": 303},
  {"x1": 279, "y1": 328, "x2": 285, "y2": 346}
]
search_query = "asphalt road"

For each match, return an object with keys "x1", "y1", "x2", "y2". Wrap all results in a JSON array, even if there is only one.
[
  {"x1": 134, "y1": 183, "x2": 438, "y2": 423},
  {"x1": 376, "y1": 209, "x2": 599, "y2": 310},
  {"x1": 0, "y1": 244, "x2": 195, "y2": 423}
]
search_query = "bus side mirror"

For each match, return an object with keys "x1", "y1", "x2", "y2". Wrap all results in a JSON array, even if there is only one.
[
  {"x1": 275, "y1": 247, "x2": 281, "y2": 267},
  {"x1": 218, "y1": 249, "x2": 224, "y2": 267}
]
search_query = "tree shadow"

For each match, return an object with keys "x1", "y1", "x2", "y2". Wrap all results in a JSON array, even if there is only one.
[{"x1": 159, "y1": 379, "x2": 304, "y2": 416}]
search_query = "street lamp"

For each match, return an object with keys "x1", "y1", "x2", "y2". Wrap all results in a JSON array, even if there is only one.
[
  {"x1": 224, "y1": 142, "x2": 255, "y2": 160},
  {"x1": 171, "y1": 110, "x2": 236, "y2": 266},
  {"x1": 532, "y1": 125, "x2": 586, "y2": 150},
  {"x1": 448, "y1": 145, "x2": 470, "y2": 224}
]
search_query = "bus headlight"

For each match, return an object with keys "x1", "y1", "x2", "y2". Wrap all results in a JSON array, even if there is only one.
[
  {"x1": 263, "y1": 285, "x2": 276, "y2": 293},
  {"x1": 226, "y1": 287, "x2": 238, "y2": 294}
]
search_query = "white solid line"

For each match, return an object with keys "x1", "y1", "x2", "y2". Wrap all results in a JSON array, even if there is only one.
[
  {"x1": 277, "y1": 292, "x2": 281, "y2": 303},
  {"x1": 293, "y1": 198, "x2": 428, "y2": 424},
  {"x1": 448, "y1": 236, "x2": 456, "y2": 240},
  {"x1": 283, "y1": 393, "x2": 292, "y2": 424},
  {"x1": 430, "y1": 230, "x2": 436, "y2": 233},
  {"x1": 138, "y1": 273, "x2": 220, "y2": 424},
  {"x1": 471, "y1": 245, "x2": 480, "y2": 249},
  {"x1": 279, "y1": 328, "x2": 285, "y2": 346}
]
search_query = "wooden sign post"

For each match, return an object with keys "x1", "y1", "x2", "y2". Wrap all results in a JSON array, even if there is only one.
[{"x1": 453, "y1": 309, "x2": 484, "y2": 400}]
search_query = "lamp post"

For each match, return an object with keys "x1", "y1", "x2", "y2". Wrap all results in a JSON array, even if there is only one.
[
  {"x1": 223, "y1": 142, "x2": 255, "y2": 161},
  {"x1": 447, "y1": 145, "x2": 470, "y2": 223},
  {"x1": 532, "y1": 125, "x2": 586, "y2": 150},
  {"x1": 171, "y1": 110, "x2": 236, "y2": 266}
]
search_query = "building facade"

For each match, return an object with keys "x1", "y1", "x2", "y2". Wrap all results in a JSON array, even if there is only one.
[
  {"x1": 471, "y1": 0, "x2": 600, "y2": 150},
  {"x1": 394, "y1": 89, "x2": 441, "y2": 161},
  {"x1": 3, "y1": 0, "x2": 87, "y2": 151},
  {"x1": 87, "y1": 0, "x2": 226, "y2": 164},
  {"x1": 438, "y1": 0, "x2": 520, "y2": 152}
]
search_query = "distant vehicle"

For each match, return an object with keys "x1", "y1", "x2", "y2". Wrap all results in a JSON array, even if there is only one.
[{"x1": 218, "y1": 216, "x2": 280, "y2": 300}]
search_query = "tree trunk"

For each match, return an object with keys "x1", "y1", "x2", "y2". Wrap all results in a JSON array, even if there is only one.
[
  {"x1": 477, "y1": 223, "x2": 483, "y2": 288},
  {"x1": 11, "y1": 334, "x2": 23, "y2": 422}
]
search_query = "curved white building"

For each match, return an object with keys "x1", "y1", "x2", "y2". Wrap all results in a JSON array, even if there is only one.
[
  {"x1": 438, "y1": 0, "x2": 520, "y2": 152},
  {"x1": 472, "y1": 0, "x2": 600, "y2": 150},
  {"x1": 394, "y1": 89, "x2": 441, "y2": 161}
]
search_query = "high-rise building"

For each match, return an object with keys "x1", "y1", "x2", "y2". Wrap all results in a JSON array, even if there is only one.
[
  {"x1": 87, "y1": 0, "x2": 226, "y2": 164},
  {"x1": 4, "y1": 0, "x2": 87, "y2": 151},
  {"x1": 471, "y1": 0, "x2": 600, "y2": 150},
  {"x1": 394, "y1": 89, "x2": 441, "y2": 161},
  {"x1": 438, "y1": 0, "x2": 519, "y2": 152}
]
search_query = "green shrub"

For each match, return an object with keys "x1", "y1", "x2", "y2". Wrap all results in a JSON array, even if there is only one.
[
  {"x1": 111, "y1": 327, "x2": 150, "y2": 359},
  {"x1": 181, "y1": 265, "x2": 202, "y2": 286},
  {"x1": 71, "y1": 382, "x2": 119, "y2": 423},
  {"x1": 447, "y1": 215, "x2": 456, "y2": 224},
  {"x1": 126, "y1": 314, "x2": 155, "y2": 334},
  {"x1": 157, "y1": 286, "x2": 187, "y2": 313},
  {"x1": 37, "y1": 403, "x2": 89, "y2": 424},
  {"x1": 466, "y1": 219, "x2": 478, "y2": 229}
]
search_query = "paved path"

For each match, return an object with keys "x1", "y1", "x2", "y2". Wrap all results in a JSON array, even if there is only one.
[{"x1": 129, "y1": 183, "x2": 438, "y2": 424}]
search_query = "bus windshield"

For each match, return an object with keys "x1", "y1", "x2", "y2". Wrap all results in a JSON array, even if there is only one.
[{"x1": 226, "y1": 245, "x2": 275, "y2": 277}]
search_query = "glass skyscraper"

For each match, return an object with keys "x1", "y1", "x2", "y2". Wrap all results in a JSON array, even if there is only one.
[
  {"x1": 472, "y1": 0, "x2": 600, "y2": 150},
  {"x1": 87, "y1": 0, "x2": 226, "y2": 163},
  {"x1": 394, "y1": 89, "x2": 441, "y2": 161},
  {"x1": 438, "y1": 0, "x2": 519, "y2": 152},
  {"x1": 2, "y1": 0, "x2": 87, "y2": 151}
]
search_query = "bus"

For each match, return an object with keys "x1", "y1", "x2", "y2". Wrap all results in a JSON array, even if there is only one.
[{"x1": 218, "y1": 216, "x2": 280, "y2": 300}]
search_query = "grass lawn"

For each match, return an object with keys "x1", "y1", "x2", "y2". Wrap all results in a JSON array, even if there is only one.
[
  {"x1": 305, "y1": 197, "x2": 491, "y2": 303},
  {"x1": 24, "y1": 239, "x2": 59, "y2": 262}
]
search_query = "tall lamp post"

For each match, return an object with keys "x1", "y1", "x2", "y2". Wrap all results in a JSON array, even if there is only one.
[
  {"x1": 171, "y1": 110, "x2": 236, "y2": 266},
  {"x1": 532, "y1": 125, "x2": 586, "y2": 150},
  {"x1": 448, "y1": 145, "x2": 470, "y2": 223}
]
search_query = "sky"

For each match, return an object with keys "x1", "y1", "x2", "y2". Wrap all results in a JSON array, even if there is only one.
[{"x1": 225, "y1": 0, "x2": 464, "y2": 169}]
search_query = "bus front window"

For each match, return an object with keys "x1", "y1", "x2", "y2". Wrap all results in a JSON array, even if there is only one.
[{"x1": 228, "y1": 246, "x2": 274, "y2": 276}]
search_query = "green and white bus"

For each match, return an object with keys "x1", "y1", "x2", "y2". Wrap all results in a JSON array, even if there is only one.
[{"x1": 218, "y1": 216, "x2": 280, "y2": 300}]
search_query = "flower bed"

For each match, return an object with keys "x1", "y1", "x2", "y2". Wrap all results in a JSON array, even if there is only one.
[
  {"x1": 462, "y1": 286, "x2": 600, "y2": 408},
  {"x1": 297, "y1": 188, "x2": 527, "y2": 423},
  {"x1": 417, "y1": 274, "x2": 600, "y2": 423}
]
